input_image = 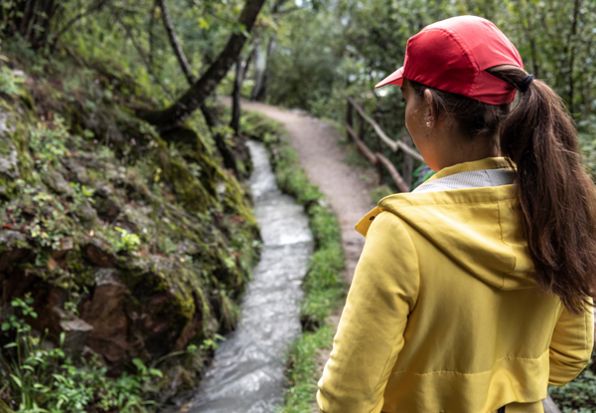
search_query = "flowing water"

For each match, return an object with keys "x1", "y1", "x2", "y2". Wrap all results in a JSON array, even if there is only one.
[{"x1": 185, "y1": 140, "x2": 314, "y2": 412}]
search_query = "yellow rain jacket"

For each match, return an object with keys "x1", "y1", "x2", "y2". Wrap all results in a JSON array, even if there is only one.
[{"x1": 317, "y1": 157, "x2": 594, "y2": 413}]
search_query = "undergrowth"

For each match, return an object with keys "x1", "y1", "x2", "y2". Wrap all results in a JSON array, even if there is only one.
[{"x1": 0, "y1": 295, "x2": 166, "y2": 413}]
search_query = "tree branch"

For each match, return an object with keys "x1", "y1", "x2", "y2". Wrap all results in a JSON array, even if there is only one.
[
  {"x1": 139, "y1": 0, "x2": 266, "y2": 130},
  {"x1": 158, "y1": 0, "x2": 195, "y2": 84},
  {"x1": 49, "y1": 0, "x2": 110, "y2": 50}
]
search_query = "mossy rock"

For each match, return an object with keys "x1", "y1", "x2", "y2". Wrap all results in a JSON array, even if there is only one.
[{"x1": 0, "y1": 52, "x2": 260, "y2": 376}]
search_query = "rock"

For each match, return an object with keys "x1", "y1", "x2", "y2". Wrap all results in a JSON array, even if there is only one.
[
  {"x1": 42, "y1": 169, "x2": 73, "y2": 196},
  {"x1": 0, "y1": 145, "x2": 18, "y2": 178},
  {"x1": 82, "y1": 237, "x2": 117, "y2": 267},
  {"x1": 51, "y1": 236, "x2": 75, "y2": 260},
  {"x1": 0, "y1": 109, "x2": 10, "y2": 135},
  {"x1": 543, "y1": 396, "x2": 561, "y2": 413},
  {"x1": 74, "y1": 202, "x2": 99, "y2": 226},
  {"x1": 80, "y1": 269, "x2": 132, "y2": 364},
  {"x1": 61, "y1": 157, "x2": 91, "y2": 184},
  {"x1": 59, "y1": 316, "x2": 94, "y2": 358},
  {"x1": 0, "y1": 230, "x2": 31, "y2": 271},
  {"x1": 93, "y1": 185, "x2": 121, "y2": 221}
]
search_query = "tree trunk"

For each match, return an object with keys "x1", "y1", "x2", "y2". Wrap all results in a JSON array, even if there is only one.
[
  {"x1": 250, "y1": 34, "x2": 275, "y2": 101},
  {"x1": 157, "y1": 0, "x2": 195, "y2": 84},
  {"x1": 2, "y1": 0, "x2": 61, "y2": 49},
  {"x1": 565, "y1": 0, "x2": 581, "y2": 114},
  {"x1": 200, "y1": 104, "x2": 239, "y2": 175},
  {"x1": 230, "y1": 57, "x2": 243, "y2": 135},
  {"x1": 139, "y1": 0, "x2": 267, "y2": 130},
  {"x1": 158, "y1": 0, "x2": 239, "y2": 175}
]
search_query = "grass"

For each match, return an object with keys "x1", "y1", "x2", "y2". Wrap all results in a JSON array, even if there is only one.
[
  {"x1": 281, "y1": 325, "x2": 335, "y2": 413},
  {"x1": 241, "y1": 111, "x2": 346, "y2": 411}
]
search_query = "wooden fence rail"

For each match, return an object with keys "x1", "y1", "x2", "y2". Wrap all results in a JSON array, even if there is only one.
[{"x1": 346, "y1": 97, "x2": 423, "y2": 192}]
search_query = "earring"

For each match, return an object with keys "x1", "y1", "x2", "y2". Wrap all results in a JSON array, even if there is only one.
[{"x1": 426, "y1": 120, "x2": 431, "y2": 128}]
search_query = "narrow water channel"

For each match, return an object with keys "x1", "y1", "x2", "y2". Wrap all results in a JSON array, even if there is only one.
[{"x1": 185, "y1": 140, "x2": 314, "y2": 412}]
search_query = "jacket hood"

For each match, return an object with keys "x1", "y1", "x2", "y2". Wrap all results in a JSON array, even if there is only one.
[{"x1": 355, "y1": 158, "x2": 537, "y2": 290}]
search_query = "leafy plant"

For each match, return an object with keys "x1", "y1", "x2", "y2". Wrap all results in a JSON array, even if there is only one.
[
  {"x1": 103, "y1": 226, "x2": 142, "y2": 253},
  {"x1": 0, "y1": 63, "x2": 25, "y2": 97},
  {"x1": 114, "y1": 227, "x2": 142, "y2": 252},
  {"x1": 0, "y1": 294, "x2": 161, "y2": 412},
  {"x1": 27, "y1": 117, "x2": 69, "y2": 169}
]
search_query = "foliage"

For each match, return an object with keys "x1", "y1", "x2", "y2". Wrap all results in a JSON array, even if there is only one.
[
  {"x1": 106, "y1": 226, "x2": 142, "y2": 253},
  {"x1": 279, "y1": 325, "x2": 334, "y2": 413},
  {"x1": 266, "y1": 7, "x2": 343, "y2": 112},
  {"x1": 0, "y1": 9, "x2": 260, "y2": 408},
  {"x1": 0, "y1": 295, "x2": 161, "y2": 412},
  {"x1": 0, "y1": 64, "x2": 26, "y2": 97},
  {"x1": 264, "y1": 0, "x2": 596, "y2": 175}
]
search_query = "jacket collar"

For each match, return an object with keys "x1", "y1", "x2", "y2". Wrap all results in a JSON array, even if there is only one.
[
  {"x1": 354, "y1": 157, "x2": 515, "y2": 237},
  {"x1": 427, "y1": 157, "x2": 514, "y2": 182}
]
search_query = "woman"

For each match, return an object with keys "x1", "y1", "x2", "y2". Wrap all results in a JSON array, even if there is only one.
[{"x1": 316, "y1": 16, "x2": 595, "y2": 413}]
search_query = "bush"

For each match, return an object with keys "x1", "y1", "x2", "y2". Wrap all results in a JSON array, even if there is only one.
[{"x1": 0, "y1": 295, "x2": 162, "y2": 412}]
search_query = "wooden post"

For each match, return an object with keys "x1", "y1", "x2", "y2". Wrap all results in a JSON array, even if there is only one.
[
  {"x1": 402, "y1": 136, "x2": 414, "y2": 188},
  {"x1": 376, "y1": 153, "x2": 409, "y2": 193},
  {"x1": 346, "y1": 100, "x2": 354, "y2": 141},
  {"x1": 358, "y1": 110, "x2": 366, "y2": 148}
]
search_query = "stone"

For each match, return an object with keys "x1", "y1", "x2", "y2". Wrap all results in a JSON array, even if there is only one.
[
  {"x1": 75, "y1": 202, "x2": 99, "y2": 226},
  {"x1": 57, "y1": 310, "x2": 94, "y2": 358},
  {"x1": 42, "y1": 169, "x2": 73, "y2": 196},
  {"x1": 80, "y1": 269, "x2": 132, "y2": 364},
  {"x1": 0, "y1": 145, "x2": 18, "y2": 178},
  {"x1": 61, "y1": 158, "x2": 91, "y2": 184},
  {"x1": 0, "y1": 230, "x2": 30, "y2": 271},
  {"x1": 543, "y1": 396, "x2": 562, "y2": 413},
  {"x1": 50, "y1": 236, "x2": 75, "y2": 260},
  {"x1": 93, "y1": 185, "x2": 121, "y2": 221},
  {"x1": 82, "y1": 237, "x2": 117, "y2": 267}
]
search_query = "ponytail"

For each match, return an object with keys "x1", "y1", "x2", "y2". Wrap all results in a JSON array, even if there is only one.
[{"x1": 487, "y1": 66, "x2": 596, "y2": 314}]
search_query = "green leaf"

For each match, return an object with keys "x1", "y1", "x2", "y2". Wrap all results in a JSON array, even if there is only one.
[{"x1": 9, "y1": 374, "x2": 22, "y2": 388}]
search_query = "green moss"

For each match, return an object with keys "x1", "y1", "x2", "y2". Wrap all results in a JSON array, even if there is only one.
[
  {"x1": 157, "y1": 152, "x2": 212, "y2": 213},
  {"x1": 0, "y1": 45, "x2": 265, "y2": 411}
]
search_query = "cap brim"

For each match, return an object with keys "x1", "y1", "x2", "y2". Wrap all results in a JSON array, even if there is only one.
[{"x1": 375, "y1": 67, "x2": 404, "y2": 89}]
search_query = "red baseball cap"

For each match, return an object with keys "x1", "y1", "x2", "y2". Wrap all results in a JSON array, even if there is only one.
[{"x1": 375, "y1": 16, "x2": 524, "y2": 105}]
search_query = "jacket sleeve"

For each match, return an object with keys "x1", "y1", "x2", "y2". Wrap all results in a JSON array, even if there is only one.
[
  {"x1": 548, "y1": 298, "x2": 594, "y2": 386},
  {"x1": 316, "y1": 212, "x2": 420, "y2": 413}
]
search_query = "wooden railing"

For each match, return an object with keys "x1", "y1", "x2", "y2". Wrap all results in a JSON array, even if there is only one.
[{"x1": 345, "y1": 97, "x2": 423, "y2": 192}]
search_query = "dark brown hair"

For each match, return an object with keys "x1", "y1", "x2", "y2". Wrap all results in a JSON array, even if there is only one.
[{"x1": 409, "y1": 67, "x2": 596, "y2": 314}]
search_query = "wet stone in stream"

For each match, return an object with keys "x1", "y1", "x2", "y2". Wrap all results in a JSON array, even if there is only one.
[{"x1": 185, "y1": 141, "x2": 314, "y2": 413}]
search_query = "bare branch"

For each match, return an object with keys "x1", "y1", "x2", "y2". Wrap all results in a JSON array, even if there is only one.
[
  {"x1": 139, "y1": 0, "x2": 267, "y2": 130},
  {"x1": 50, "y1": 0, "x2": 111, "y2": 50},
  {"x1": 158, "y1": 0, "x2": 195, "y2": 84}
]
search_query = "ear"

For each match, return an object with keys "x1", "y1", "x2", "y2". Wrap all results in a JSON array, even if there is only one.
[{"x1": 423, "y1": 89, "x2": 436, "y2": 127}]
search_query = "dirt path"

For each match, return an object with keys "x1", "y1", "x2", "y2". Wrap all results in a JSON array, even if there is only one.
[{"x1": 242, "y1": 101, "x2": 375, "y2": 283}]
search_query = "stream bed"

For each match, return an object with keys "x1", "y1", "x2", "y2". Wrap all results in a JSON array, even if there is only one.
[{"x1": 184, "y1": 140, "x2": 314, "y2": 412}]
